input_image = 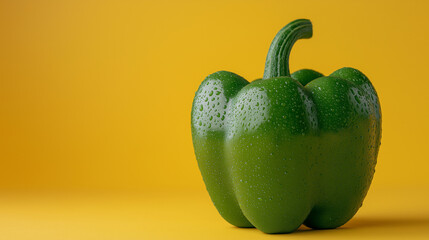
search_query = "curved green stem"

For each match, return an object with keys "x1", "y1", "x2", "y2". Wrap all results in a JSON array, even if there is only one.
[{"x1": 263, "y1": 19, "x2": 313, "y2": 79}]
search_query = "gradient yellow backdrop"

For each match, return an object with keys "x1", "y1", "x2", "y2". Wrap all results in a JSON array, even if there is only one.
[
  {"x1": 1, "y1": 0, "x2": 428, "y2": 193},
  {"x1": 1, "y1": 1, "x2": 429, "y2": 239}
]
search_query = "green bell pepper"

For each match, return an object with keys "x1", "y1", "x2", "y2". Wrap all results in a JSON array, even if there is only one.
[{"x1": 191, "y1": 19, "x2": 381, "y2": 234}]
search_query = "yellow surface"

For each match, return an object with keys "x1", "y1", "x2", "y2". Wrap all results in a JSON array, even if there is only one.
[
  {"x1": 0, "y1": 0, "x2": 429, "y2": 239},
  {"x1": 0, "y1": 186, "x2": 428, "y2": 239}
]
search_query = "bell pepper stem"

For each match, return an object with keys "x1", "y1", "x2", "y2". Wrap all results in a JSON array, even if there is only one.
[{"x1": 263, "y1": 19, "x2": 313, "y2": 79}]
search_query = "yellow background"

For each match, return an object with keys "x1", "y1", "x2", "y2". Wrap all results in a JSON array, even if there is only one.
[{"x1": 0, "y1": 0, "x2": 428, "y2": 239}]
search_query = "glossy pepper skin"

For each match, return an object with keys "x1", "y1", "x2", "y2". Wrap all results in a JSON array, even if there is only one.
[{"x1": 191, "y1": 19, "x2": 381, "y2": 234}]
